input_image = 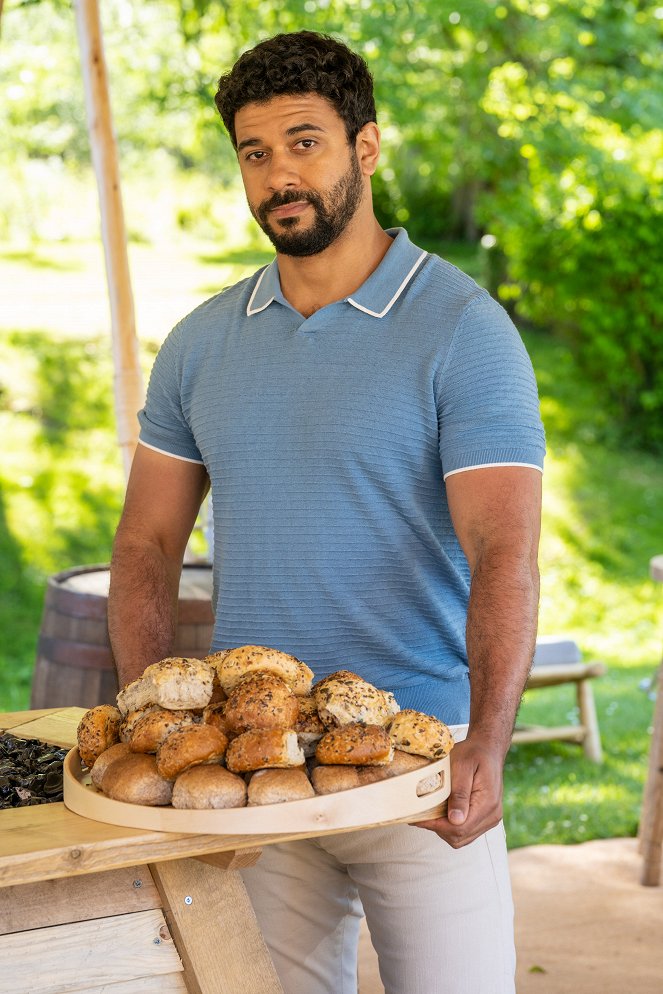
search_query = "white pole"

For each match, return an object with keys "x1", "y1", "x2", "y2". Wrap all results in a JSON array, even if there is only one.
[{"x1": 73, "y1": 0, "x2": 144, "y2": 481}]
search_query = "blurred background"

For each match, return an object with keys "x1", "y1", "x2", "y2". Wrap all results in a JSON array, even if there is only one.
[{"x1": 0, "y1": 0, "x2": 661, "y2": 848}]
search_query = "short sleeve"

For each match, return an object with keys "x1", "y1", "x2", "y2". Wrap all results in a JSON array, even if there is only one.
[
  {"x1": 436, "y1": 292, "x2": 545, "y2": 479},
  {"x1": 137, "y1": 323, "x2": 204, "y2": 464}
]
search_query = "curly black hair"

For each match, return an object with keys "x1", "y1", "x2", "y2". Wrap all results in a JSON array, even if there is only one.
[{"x1": 215, "y1": 31, "x2": 376, "y2": 148}]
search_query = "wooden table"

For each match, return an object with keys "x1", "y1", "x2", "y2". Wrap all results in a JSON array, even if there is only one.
[
  {"x1": 1, "y1": 707, "x2": 448, "y2": 991},
  {"x1": 640, "y1": 555, "x2": 663, "y2": 886},
  {"x1": 0, "y1": 708, "x2": 288, "y2": 994}
]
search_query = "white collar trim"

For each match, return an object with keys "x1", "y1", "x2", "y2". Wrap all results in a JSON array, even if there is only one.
[
  {"x1": 346, "y1": 250, "x2": 427, "y2": 318},
  {"x1": 246, "y1": 267, "x2": 274, "y2": 315}
]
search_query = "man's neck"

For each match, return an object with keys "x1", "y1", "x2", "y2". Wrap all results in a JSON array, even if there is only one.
[{"x1": 275, "y1": 217, "x2": 393, "y2": 318}]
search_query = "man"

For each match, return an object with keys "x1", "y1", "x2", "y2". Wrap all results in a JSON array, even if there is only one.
[{"x1": 108, "y1": 31, "x2": 545, "y2": 994}]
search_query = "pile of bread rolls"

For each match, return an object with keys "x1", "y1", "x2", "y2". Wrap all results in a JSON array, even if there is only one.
[{"x1": 76, "y1": 646, "x2": 454, "y2": 810}]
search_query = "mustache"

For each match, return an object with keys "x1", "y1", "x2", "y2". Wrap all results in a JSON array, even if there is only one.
[{"x1": 257, "y1": 189, "x2": 323, "y2": 218}]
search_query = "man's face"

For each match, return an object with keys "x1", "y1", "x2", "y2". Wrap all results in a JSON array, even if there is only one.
[{"x1": 234, "y1": 94, "x2": 366, "y2": 257}]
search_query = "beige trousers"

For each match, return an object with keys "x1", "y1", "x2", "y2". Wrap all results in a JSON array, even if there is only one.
[{"x1": 241, "y1": 819, "x2": 515, "y2": 994}]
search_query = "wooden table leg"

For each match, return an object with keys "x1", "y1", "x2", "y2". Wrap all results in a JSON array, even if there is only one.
[
  {"x1": 640, "y1": 663, "x2": 663, "y2": 886},
  {"x1": 149, "y1": 857, "x2": 284, "y2": 994},
  {"x1": 641, "y1": 555, "x2": 663, "y2": 886}
]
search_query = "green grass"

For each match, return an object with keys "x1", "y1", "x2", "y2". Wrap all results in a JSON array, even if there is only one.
[{"x1": 0, "y1": 224, "x2": 661, "y2": 849}]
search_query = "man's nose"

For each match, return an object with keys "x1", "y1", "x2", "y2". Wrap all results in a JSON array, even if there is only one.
[{"x1": 266, "y1": 151, "x2": 301, "y2": 193}]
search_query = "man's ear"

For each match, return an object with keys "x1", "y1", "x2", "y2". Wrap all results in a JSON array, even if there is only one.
[{"x1": 355, "y1": 122, "x2": 381, "y2": 177}]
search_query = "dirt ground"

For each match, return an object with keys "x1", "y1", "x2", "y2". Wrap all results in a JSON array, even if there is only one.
[{"x1": 357, "y1": 837, "x2": 663, "y2": 994}]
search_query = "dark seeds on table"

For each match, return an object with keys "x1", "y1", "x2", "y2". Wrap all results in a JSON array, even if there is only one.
[{"x1": 0, "y1": 733, "x2": 67, "y2": 808}]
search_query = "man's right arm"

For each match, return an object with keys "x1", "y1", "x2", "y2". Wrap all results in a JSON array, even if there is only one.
[{"x1": 108, "y1": 444, "x2": 209, "y2": 688}]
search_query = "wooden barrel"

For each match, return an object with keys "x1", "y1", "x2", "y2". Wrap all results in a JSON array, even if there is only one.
[{"x1": 31, "y1": 563, "x2": 215, "y2": 710}]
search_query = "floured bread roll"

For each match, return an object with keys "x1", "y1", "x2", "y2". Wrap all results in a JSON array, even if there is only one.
[
  {"x1": 294, "y1": 694, "x2": 325, "y2": 757},
  {"x1": 387, "y1": 710, "x2": 454, "y2": 760},
  {"x1": 226, "y1": 729, "x2": 305, "y2": 773},
  {"x1": 116, "y1": 657, "x2": 215, "y2": 715},
  {"x1": 90, "y1": 741, "x2": 132, "y2": 789},
  {"x1": 225, "y1": 671, "x2": 299, "y2": 734},
  {"x1": 247, "y1": 768, "x2": 315, "y2": 805},
  {"x1": 128, "y1": 708, "x2": 196, "y2": 754},
  {"x1": 314, "y1": 672, "x2": 399, "y2": 728},
  {"x1": 316, "y1": 723, "x2": 394, "y2": 766},
  {"x1": 172, "y1": 765, "x2": 247, "y2": 809},
  {"x1": 77, "y1": 705, "x2": 122, "y2": 767},
  {"x1": 210, "y1": 645, "x2": 314, "y2": 697},
  {"x1": 156, "y1": 724, "x2": 228, "y2": 781},
  {"x1": 102, "y1": 753, "x2": 173, "y2": 805},
  {"x1": 311, "y1": 764, "x2": 361, "y2": 794}
]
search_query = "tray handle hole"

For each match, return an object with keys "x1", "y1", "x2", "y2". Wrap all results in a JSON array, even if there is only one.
[{"x1": 415, "y1": 769, "x2": 444, "y2": 797}]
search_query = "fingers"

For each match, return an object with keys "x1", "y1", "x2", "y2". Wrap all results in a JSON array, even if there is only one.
[
  {"x1": 447, "y1": 766, "x2": 473, "y2": 826},
  {"x1": 413, "y1": 804, "x2": 501, "y2": 848},
  {"x1": 411, "y1": 738, "x2": 504, "y2": 847}
]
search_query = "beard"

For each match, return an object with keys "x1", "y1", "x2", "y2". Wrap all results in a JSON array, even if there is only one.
[{"x1": 250, "y1": 152, "x2": 364, "y2": 257}]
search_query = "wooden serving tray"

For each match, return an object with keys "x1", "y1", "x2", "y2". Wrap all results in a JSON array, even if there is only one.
[{"x1": 63, "y1": 748, "x2": 450, "y2": 836}]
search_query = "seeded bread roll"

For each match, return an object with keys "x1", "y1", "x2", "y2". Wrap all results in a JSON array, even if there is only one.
[
  {"x1": 247, "y1": 768, "x2": 315, "y2": 805},
  {"x1": 102, "y1": 753, "x2": 174, "y2": 805},
  {"x1": 90, "y1": 741, "x2": 132, "y2": 789},
  {"x1": 356, "y1": 750, "x2": 441, "y2": 794},
  {"x1": 315, "y1": 723, "x2": 394, "y2": 766},
  {"x1": 119, "y1": 704, "x2": 161, "y2": 743},
  {"x1": 224, "y1": 671, "x2": 299, "y2": 734},
  {"x1": 311, "y1": 764, "x2": 361, "y2": 794},
  {"x1": 129, "y1": 708, "x2": 196, "y2": 754},
  {"x1": 294, "y1": 693, "x2": 325, "y2": 757},
  {"x1": 116, "y1": 657, "x2": 215, "y2": 715},
  {"x1": 387, "y1": 710, "x2": 454, "y2": 760},
  {"x1": 172, "y1": 765, "x2": 247, "y2": 809},
  {"x1": 156, "y1": 724, "x2": 228, "y2": 781},
  {"x1": 226, "y1": 729, "x2": 305, "y2": 773},
  {"x1": 356, "y1": 749, "x2": 430, "y2": 784},
  {"x1": 208, "y1": 672, "x2": 228, "y2": 705},
  {"x1": 313, "y1": 671, "x2": 399, "y2": 728},
  {"x1": 204, "y1": 648, "x2": 232, "y2": 670},
  {"x1": 212, "y1": 645, "x2": 314, "y2": 697},
  {"x1": 77, "y1": 705, "x2": 122, "y2": 767},
  {"x1": 201, "y1": 701, "x2": 232, "y2": 737}
]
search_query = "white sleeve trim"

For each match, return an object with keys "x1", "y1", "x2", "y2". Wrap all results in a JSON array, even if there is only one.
[
  {"x1": 443, "y1": 461, "x2": 544, "y2": 481},
  {"x1": 138, "y1": 439, "x2": 205, "y2": 465}
]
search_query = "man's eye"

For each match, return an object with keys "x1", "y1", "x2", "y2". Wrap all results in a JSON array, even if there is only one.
[
  {"x1": 246, "y1": 150, "x2": 266, "y2": 161},
  {"x1": 297, "y1": 139, "x2": 317, "y2": 149}
]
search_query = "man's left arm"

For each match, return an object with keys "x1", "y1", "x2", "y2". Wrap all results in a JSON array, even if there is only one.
[{"x1": 416, "y1": 464, "x2": 542, "y2": 847}]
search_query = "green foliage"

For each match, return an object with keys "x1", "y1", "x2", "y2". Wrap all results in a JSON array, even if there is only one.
[
  {"x1": 0, "y1": 329, "x2": 125, "y2": 708},
  {"x1": 0, "y1": 0, "x2": 235, "y2": 185},
  {"x1": 489, "y1": 196, "x2": 663, "y2": 450},
  {"x1": 476, "y1": 1, "x2": 663, "y2": 452}
]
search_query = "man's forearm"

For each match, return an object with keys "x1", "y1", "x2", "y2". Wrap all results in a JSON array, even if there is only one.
[
  {"x1": 108, "y1": 535, "x2": 183, "y2": 687},
  {"x1": 465, "y1": 547, "x2": 540, "y2": 758}
]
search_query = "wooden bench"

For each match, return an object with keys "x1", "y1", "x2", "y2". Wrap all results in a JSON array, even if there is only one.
[{"x1": 511, "y1": 636, "x2": 606, "y2": 762}]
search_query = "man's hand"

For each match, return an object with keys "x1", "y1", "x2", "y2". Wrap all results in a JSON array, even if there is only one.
[{"x1": 413, "y1": 736, "x2": 504, "y2": 847}]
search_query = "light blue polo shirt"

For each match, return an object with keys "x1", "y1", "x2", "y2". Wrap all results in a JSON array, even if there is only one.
[{"x1": 138, "y1": 228, "x2": 545, "y2": 724}]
